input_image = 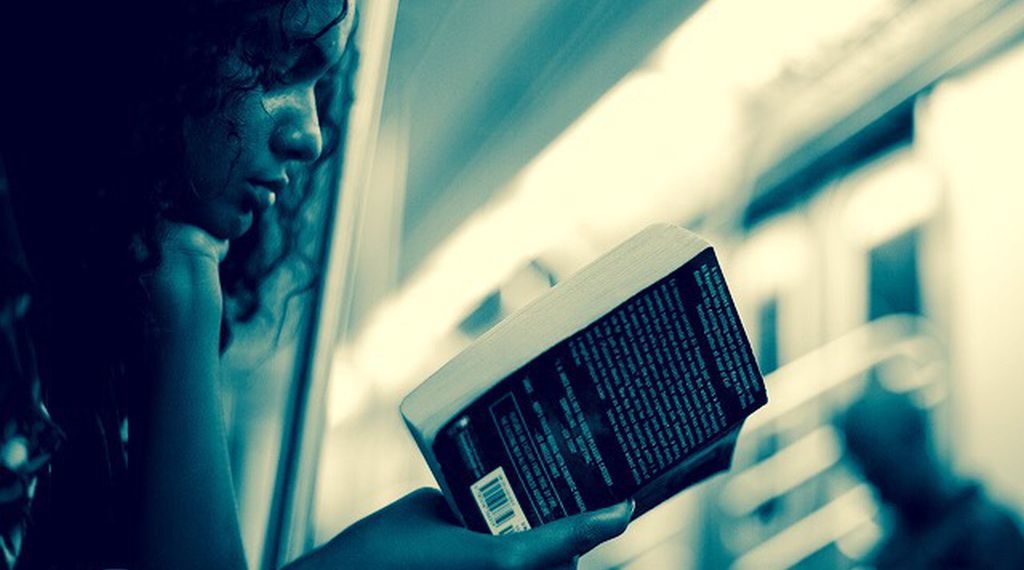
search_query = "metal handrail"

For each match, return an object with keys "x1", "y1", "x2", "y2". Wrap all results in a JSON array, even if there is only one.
[
  {"x1": 743, "y1": 314, "x2": 945, "y2": 435},
  {"x1": 720, "y1": 314, "x2": 948, "y2": 569}
]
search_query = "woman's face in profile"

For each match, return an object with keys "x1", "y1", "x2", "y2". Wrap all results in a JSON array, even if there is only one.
[{"x1": 178, "y1": 0, "x2": 351, "y2": 240}]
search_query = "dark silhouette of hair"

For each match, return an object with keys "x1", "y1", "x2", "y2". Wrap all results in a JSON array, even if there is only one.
[{"x1": 0, "y1": 0, "x2": 356, "y2": 565}]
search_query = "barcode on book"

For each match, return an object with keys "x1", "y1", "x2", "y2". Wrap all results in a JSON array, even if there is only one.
[{"x1": 470, "y1": 466, "x2": 532, "y2": 535}]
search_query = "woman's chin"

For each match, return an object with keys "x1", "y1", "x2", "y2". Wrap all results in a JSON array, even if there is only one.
[
  {"x1": 231, "y1": 210, "x2": 255, "y2": 239},
  {"x1": 205, "y1": 210, "x2": 254, "y2": 241}
]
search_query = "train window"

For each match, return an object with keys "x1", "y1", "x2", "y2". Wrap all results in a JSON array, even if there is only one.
[
  {"x1": 731, "y1": 215, "x2": 820, "y2": 368},
  {"x1": 867, "y1": 228, "x2": 921, "y2": 320},
  {"x1": 756, "y1": 298, "x2": 780, "y2": 375}
]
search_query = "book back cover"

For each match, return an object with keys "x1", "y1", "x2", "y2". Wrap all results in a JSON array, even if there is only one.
[{"x1": 431, "y1": 247, "x2": 766, "y2": 535}]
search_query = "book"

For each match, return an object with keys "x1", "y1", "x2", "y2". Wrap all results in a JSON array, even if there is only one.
[{"x1": 401, "y1": 223, "x2": 767, "y2": 535}]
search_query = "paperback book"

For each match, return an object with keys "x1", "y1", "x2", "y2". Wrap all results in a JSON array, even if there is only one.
[{"x1": 401, "y1": 224, "x2": 767, "y2": 535}]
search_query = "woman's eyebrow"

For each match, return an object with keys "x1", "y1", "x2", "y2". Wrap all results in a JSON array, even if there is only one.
[{"x1": 292, "y1": 2, "x2": 349, "y2": 45}]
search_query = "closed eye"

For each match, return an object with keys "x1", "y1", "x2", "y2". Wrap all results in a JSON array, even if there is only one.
[{"x1": 277, "y1": 45, "x2": 330, "y2": 86}]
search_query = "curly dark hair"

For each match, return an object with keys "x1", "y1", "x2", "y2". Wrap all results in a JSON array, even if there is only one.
[
  {"x1": 0, "y1": 0, "x2": 356, "y2": 565},
  {"x1": 4, "y1": 0, "x2": 357, "y2": 341}
]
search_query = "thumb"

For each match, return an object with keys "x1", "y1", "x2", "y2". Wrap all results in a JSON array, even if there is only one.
[{"x1": 512, "y1": 499, "x2": 634, "y2": 568}]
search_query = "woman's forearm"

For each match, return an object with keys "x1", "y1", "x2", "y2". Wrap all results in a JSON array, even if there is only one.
[{"x1": 137, "y1": 243, "x2": 248, "y2": 568}]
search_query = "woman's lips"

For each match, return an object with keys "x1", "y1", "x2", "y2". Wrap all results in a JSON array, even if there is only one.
[
  {"x1": 246, "y1": 179, "x2": 285, "y2": 212},
  {"x1": 250, "y1": 186, "x2": 277, "y2": 212}
]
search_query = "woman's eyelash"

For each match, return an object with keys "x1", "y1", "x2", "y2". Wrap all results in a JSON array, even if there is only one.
[{"x1": 270, "y1": 48, "x2": 329, "y2": 86}]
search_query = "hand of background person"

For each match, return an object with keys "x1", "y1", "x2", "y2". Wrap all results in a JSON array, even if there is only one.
[{"x1": 289, "y1": 488, "x2": 634, "y2": 570}]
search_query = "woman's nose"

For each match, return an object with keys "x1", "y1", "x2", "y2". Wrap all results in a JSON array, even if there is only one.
[{"x1": 271, "y1": 89, "x2": 323, "y2": 164}]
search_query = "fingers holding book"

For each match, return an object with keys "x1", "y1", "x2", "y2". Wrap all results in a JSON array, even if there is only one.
[
  {"x1": 306, "y1": 488, "x2": 633, "y2": 569},
  {"x1": 503, "y1": 499, "x2": 635, "y2": 569}
]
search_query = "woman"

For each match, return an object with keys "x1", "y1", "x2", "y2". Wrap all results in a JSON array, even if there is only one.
[{"x1": 0, "y1": 0, "x2": 632, "y2": 568}]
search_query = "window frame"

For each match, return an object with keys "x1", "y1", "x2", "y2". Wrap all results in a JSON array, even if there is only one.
[{"x1": 258, "y1": 3, "x2": 401, "y2": 567}]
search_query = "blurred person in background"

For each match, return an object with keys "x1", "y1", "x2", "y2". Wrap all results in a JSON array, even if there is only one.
[
  {"x1": 0, "y1": 167, "x2": 63, "y2": 570},
  {"x1": 0, "y1": 0, "x2": 631, "y2": 568},
  {"x1": 838, "y1": 385, "x2": 1024, "y2": 569}
]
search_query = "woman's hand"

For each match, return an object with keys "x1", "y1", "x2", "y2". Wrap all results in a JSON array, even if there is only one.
[
  {"x1": 150, "y1": 221, "x2": 230, "y2": 313},
  {"x1": 289, "y1": 488, "x2": 634, "y2": 570},
  {"x1": 159, "y1": 220, "x2": 231, "y2": 263}
]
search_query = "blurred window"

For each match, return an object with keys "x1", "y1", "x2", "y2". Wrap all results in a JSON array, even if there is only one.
[
  {"x1": 756, "y1": 299, "x2": 780, "y2": 375},
  {"x1": 867, "y1": 228, "x2": 921, "y2": 320}
]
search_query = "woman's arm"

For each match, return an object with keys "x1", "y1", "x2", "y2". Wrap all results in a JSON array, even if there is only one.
[{"x1": 138, "y1": 223, "x2": 247, "y2": 568}]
